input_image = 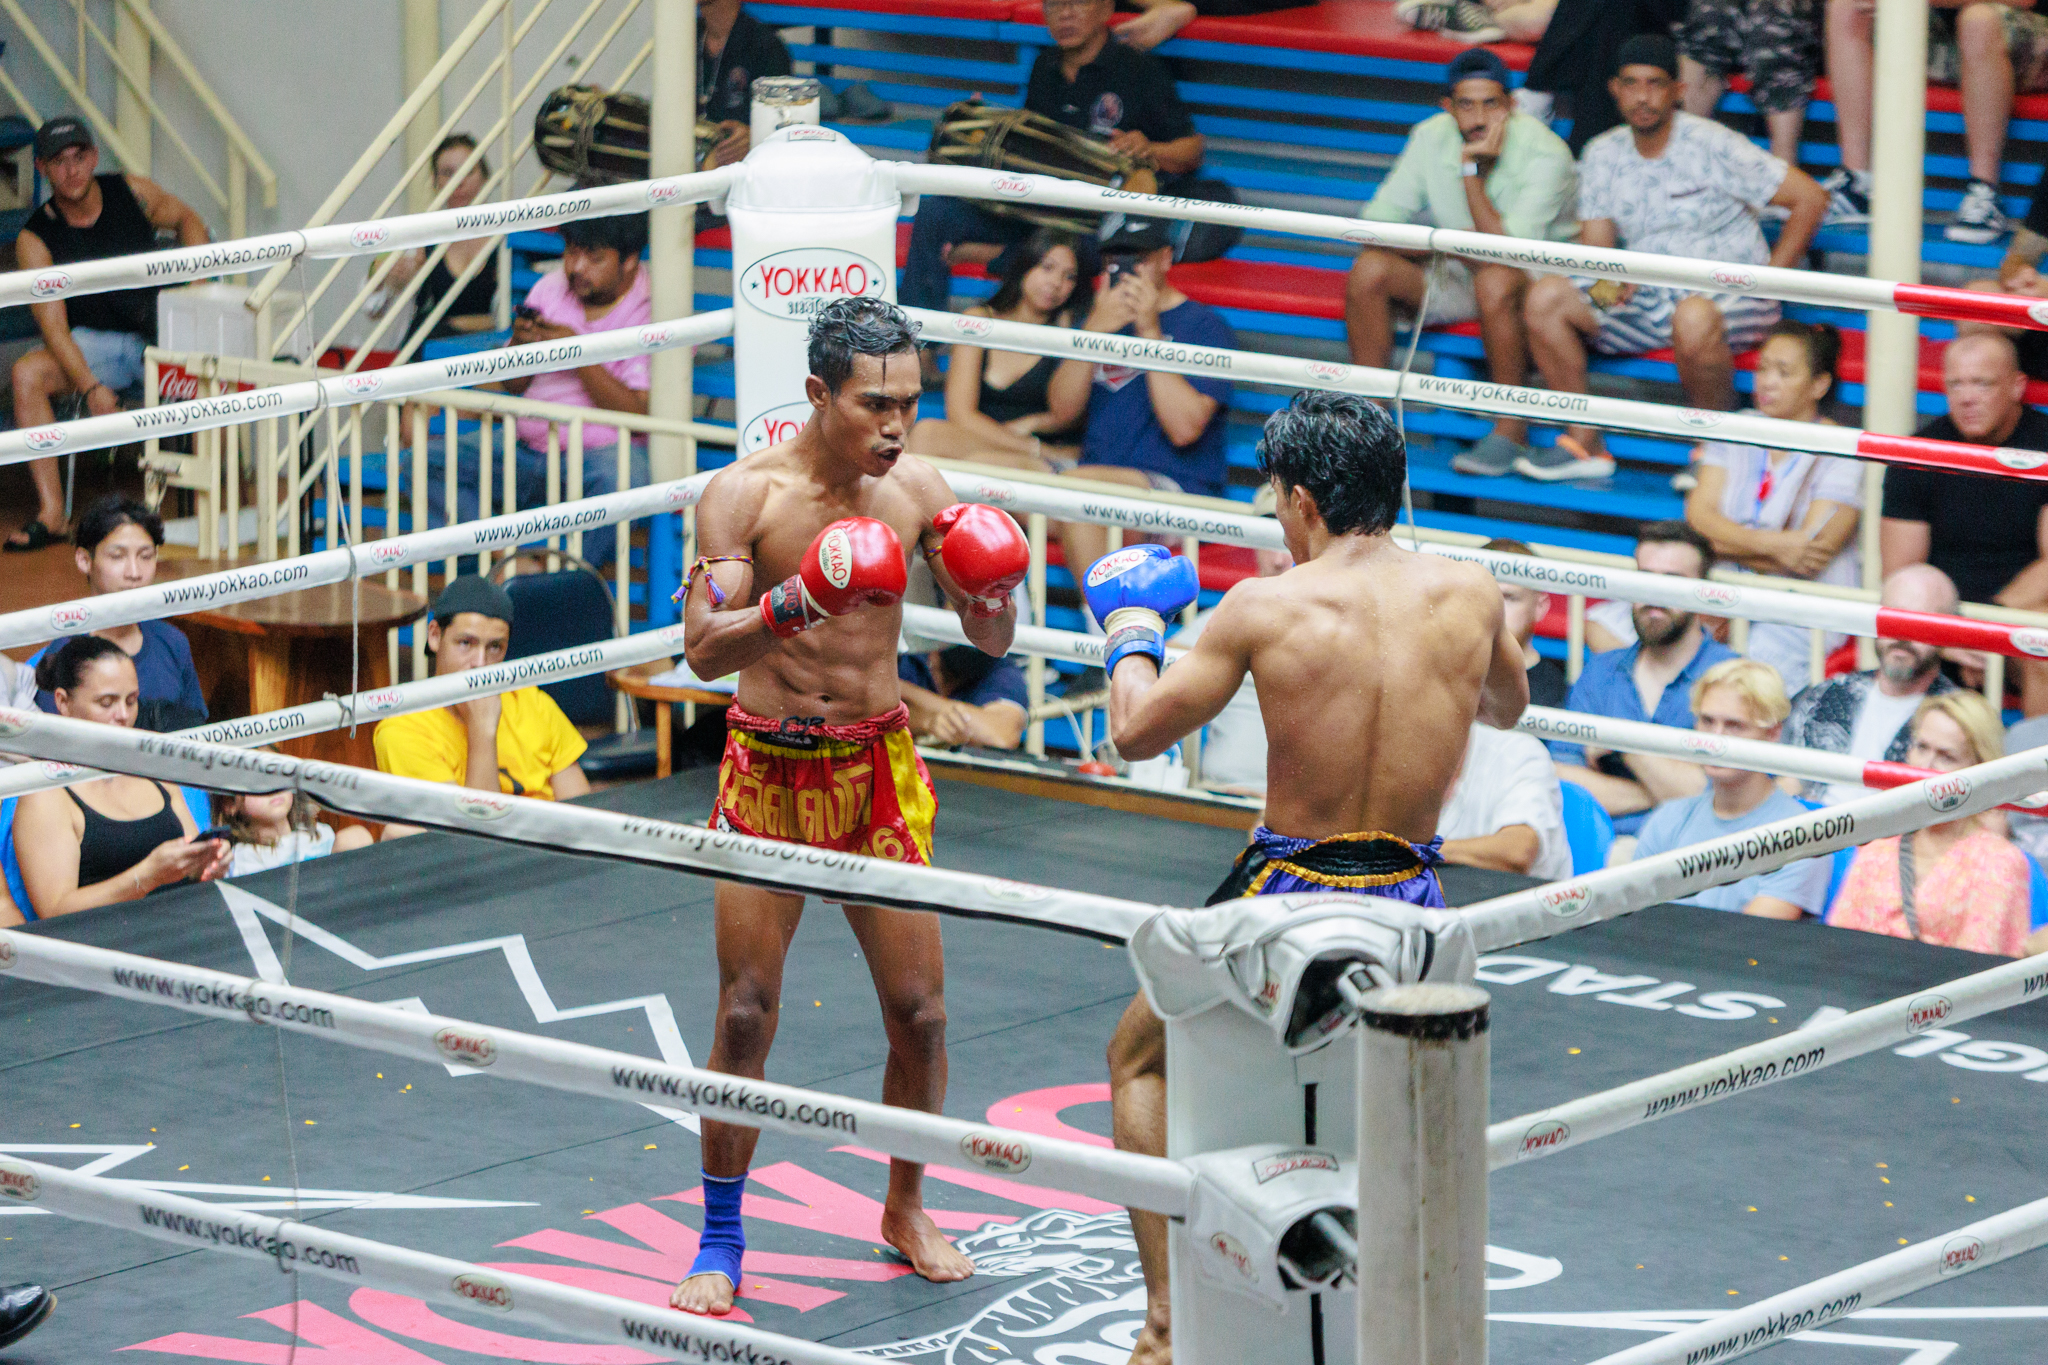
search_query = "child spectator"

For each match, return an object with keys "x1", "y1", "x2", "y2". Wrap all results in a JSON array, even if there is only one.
[
  {"x1": 211, "y1": 786, "x2": 373, "y2": 878},
  {"x1": 1829, "y1": 692, "x2": 2033, "y2": 955}
]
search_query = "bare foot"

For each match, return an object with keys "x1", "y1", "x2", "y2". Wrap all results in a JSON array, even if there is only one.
[
  {"x1": 1127, "y1": 1318, "x2": 1171, "y2": 1365},
  {"x1": 880, "y1": 1204, "x2": 975, "y2": 1283},
  {"x1": 669, "y1": 1271, "x2": 737, "y2": 1316}
]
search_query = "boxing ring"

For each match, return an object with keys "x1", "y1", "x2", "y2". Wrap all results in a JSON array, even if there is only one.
[{"x1": 6, "y1": 128, "x2": 2048, "y2": 1364}]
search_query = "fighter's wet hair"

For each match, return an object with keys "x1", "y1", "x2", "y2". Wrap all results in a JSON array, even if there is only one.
[
  {"x1": 808, "y1": 297, "x2": 921, "y2": 393},
  {"x1": 1255, "y1": 390, "x2": 1405, "y2": 537}
]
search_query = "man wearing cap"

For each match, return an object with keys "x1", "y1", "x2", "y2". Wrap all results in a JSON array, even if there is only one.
[
  {"x1": 1345, "y1": 49, "x2": 1578, "y2": 478},
  {"x1": 372, "y1": 576, "x2": 590, "y2": 834},
  {"x1": 1521, "y1": 34, "x2": 1826, "y2": 485},
  {"x1": 8, "y1": 117, "x2": 209, "y2": 553}
]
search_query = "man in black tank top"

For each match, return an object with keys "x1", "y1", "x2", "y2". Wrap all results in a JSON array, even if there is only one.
[{"x1": 7, "y1": 117, "x2": 208, "y2": 552}]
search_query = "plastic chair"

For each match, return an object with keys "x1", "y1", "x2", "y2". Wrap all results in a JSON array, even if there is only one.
[
  {"x1": 1559, "y1": 780, "x2": 1613, "y2": 876},
  {"x1": 490, "y1": 549, "x2": 658, "y2": 782},
  {"x1": 2027, "y1": 851, "x2": 2048, "y2": 931}
]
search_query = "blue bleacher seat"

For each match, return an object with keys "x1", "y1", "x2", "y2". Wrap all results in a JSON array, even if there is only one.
[{"x1": 1559, "y1": 780, "x2": 1613, "y2": 877}]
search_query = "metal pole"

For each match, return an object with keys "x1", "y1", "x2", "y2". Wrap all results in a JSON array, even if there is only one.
[
  {"x1": 113, "y1": 0, "x2": 150, "y2": 175},
  {"x1": 402, "y1": 0, "x2": 445, "y2": 215},
  {"x1": 648, "y1": 0, "x2": 696, "y2": 493},
  {"x1": 1355, "y1": 983, "x2": 1490, "y2": 1365},
  {"x1": 1861, "y1": 0, "x2": 1928, "y2": 663}
]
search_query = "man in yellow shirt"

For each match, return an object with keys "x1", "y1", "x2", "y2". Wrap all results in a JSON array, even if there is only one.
[{"x1": 374, "y1": 576, "x2": 589, "y2": 837}]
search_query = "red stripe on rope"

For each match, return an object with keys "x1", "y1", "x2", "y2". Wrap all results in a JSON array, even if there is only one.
[
  {"x1": 1854, "y1": 430, "x2": 2048, "y2": 481},
  {"x1": 1873, "y1": 606, "x2": 2048, "y2": 660},
  {"x1": 1893, "y1": 281, "x2": 2048, "y2": 332},
  {"x1": 1862, "y1": 759, "x2": 2048, "y2": 815}
]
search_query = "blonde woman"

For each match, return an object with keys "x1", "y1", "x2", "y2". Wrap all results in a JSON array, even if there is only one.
[{"x1": 1829, "y1": 692, "x2": 2032, "y2": 955}]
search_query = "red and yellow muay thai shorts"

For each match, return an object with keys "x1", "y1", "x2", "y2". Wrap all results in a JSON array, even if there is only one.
[{"x1": 711, "y1": 702, "x2": 936, "y2": 865}]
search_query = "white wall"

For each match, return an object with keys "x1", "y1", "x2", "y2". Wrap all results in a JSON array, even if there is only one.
[{"x1": 0, "y1": 0, "x2": 654, "y2": 346}]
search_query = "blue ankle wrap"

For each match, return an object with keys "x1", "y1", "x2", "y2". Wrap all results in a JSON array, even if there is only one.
[{"x1": 688, "y1": 1171, "x2": 746, "y2": 1289}]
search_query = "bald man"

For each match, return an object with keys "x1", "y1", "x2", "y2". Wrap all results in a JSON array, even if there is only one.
[{"x1": 1881, "y1": 332, "x2": 2048, "y2": 712}]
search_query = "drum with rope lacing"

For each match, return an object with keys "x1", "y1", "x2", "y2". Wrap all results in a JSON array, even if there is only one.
[{"x1": 927, "y1": 98, "x2": 1157, "y2": 234}]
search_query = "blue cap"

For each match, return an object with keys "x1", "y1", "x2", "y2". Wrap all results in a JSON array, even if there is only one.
[{"x1": 1445, "y1": 48, "x2": 1512, "y2": 94}]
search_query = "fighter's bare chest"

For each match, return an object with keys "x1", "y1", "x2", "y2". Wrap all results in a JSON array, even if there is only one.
[{"x1": 748, "y1": 488, "x2": 927, "y2": 583}]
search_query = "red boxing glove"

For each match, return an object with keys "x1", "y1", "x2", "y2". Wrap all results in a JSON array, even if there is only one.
[
  {"x1": 760, "y1": 517, "x2": 908, "y2": 637},
  {"x1": 933, "y1": 503, "x2": 1029, "y2": 618}
]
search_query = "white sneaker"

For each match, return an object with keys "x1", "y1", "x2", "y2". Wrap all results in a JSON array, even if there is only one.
[
  {"x1": 1514, "y1": 438, "x2": 1615, "y2": 482},
  {"x1": 1947, "y1": 179, "x2": 2012, "y2": 244}
]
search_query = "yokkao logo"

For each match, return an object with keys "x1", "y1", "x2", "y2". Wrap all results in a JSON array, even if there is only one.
[
  {"x1": 1994, "y1": 447, "x2": 2048, "y2": 472},
  {"x1": 1518, "y1": 1119, "x2": 1570, "y2": 1158},
  {"x1": 2030, "y1": 300, "x2": 2048, "y2": 328},
  {"x1": 341, "y1": 373, "x2": 382, "y2": 397},
  {"x1": 1251, "y1": 1150, "x2": 1338, "y2": 1183},
  {"x1": 982, "y1": 878, "x2": 1051, "y2": 903},
  {"x1": 1906, "y1": 993, "x2": 1954, "y2": 1033},
  {"x1": 1925, "y1": 773, "x2": 1972, "y2": 814},
  {"x1": 48, "y1": 602, "x2": 91, "y2": 632},
  {"x1": 973, "y1": 482, "x2": 1016, "y2": 506},
  {"x1": 1084, "y1": 546, "x2": 1153, "y2": 588},
  {"x1": 2012, "y1": 627, "x2": 2048, "y2": 658},
  {"x1": 1303, "y1": 361, "x2": 1348, "y2": 384},
  {"x1": 39, "y1": 761, "x2": 83, "y2": 780},
  {"x1": 0, "y1": 709, "x2": 32, "y2": 739},
  {"x1": 24, "y1": 427, "x2": 68, "y2": 452},
  {"x1": 0, "y1": 1159, "x2": 40, "y2": 1203},
  {"x1": 1940, "y1": 1234, "x2": 1986, "y2": 1275},
  {"x1": 451, "y1": 1271, "x2": 514, "y2": 1311},
  {"x1": 658, "y1": 623, "x2": 689, "y2": 644},
  {"x1": 0, "y1": 935, "x2": 16, "y2": 972},
  {"x1": 645, "y1": 179, "x2": 686, "y2": 206},
  {"x1": 1693, "y1": 582, "x2": 1741, "y2": 608},
  {"x1": 741, "y1": 400, "x2": 813, "y2": 454},
  {"x1": 960, "y1": 1132, "x2": 1033, "y2": 1174},
  {"x1": 1208, "y1": 1232, "x2": 1255, "y2": 1279},
  {"x1": 29, "y1": 269, "x2": 71, "y2": 298},
  {"x1": 1341, "y1": 228, "x2": 1379, "y2": 245},
  {"x1": 358, "y1": 688, "x2": 404, "y2": 714},
  {"x1": 638, "y1": 322, "x2": 679, "y2": 348},
  {"x1": 1710, "y1": 267, "x2": 1757, "y2": 290},
  {"x1": 817, "y1": 526, "x2": 855, "y2": 589},
  {"x1": 952, "y1": 316, "x2": 995, "y2": 339},
  {"x1": 1681, "y1": 734, "x2": 1730, "y2": 758},
  {"x1": 739, "y1": 247, "x2": 886, "y2": 319},
  {"x1": 369, "y1": 541, "x2": 409, "y2": 565},
  {"x1": 350, "y1": 224, "x2": 389, "y2": 249},
  {"x1": 1539, "y1": 883, "x2": 1591, "y2": 918},
  {"x1": 435, "y1": 1026, "x2": 498, "y2": 1068},
  {"x1": 455, "y1": 791, "x2": 515, "y2": 821},
  {"x1": 1677, "y1": 409, "x2": 1725, "y2": 429},
  {"x1": 993, "y1": 175, "x2": 1031, "y2": 197}
]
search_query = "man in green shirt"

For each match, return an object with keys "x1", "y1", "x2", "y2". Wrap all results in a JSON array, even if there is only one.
[{"x1": 1344, "y1": 48, "x2": 1578, "y2": 477}]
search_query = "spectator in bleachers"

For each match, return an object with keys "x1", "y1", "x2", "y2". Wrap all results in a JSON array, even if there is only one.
[
  {"x1": 8, "y1": 117, "x2": 208, "y2": 553},
  {"x1": 1830, "y1": 691, "x2": 2033, "y2": 954},
  {"x1": 1439, "y1": 719, "x2": 1574, "y2": 878},
  {"x1": 1824, "y1": 0, "x2": 2048, "y2": 241},
  {"x1": 907, "y1": 229, "x2": 1095, "y2": 465},
  {"x1": 697, "y1": 0, "x2": 794, "y2": 168},
  {"x1": 1522, "y1": 35, "x2": 1826, "y2": 482},
  {"x1": 455, "y1": 212, "x2": 651, "y2": 568},
  {"x1": 12, "y1": 637, "x2": 228, "y2": 919},
  {"x1": 899, "y1": 645, "x2": 1030, "y2": 750},
  {"x1": 1485, "y1": 538, "x2": 1570, "y2": 707},
  {"x1": 1115, "y1": 0, "x2": 1316, "y2": 50},
  {"x1": 1345, "y1": 49, "x2": 1578, "y2": 477},
  {"x1": 1682, "y1": 320, "x2": 1860, "y2": 692},
  {"x1": 900, "y1": 0, "x2": 1203, "y2": 323},
  {"x1": 30, "y1": 497, "x2": 207, "y2": 728},
  {"x1": 1521, "y1": 0, "x2": 1687, "y2": 155},
  {"x1": 1677, "y1": 0, "x2": 1821, "y2": 167},
  {"x1": 1880, "y1": 332, "x2": 2048, "y2": 711},
  {"x1": 1628, "y1": 657, "x2": 1830, "y2": 917},
  {"x1": 373, "y1": 577, "x2": 590, "y2": 838},
  {"x1": 211, "y1": 785, "x2": 372, "y2": 878},
  {"x1": 1395, "y1": 0, "x2": 1548, "y2": 44},
  {"x1": 1965, "y1": 191, "x2": 2048, "y2": 379},
  {"x1": 1782, "y1": 564, "x2": 1962, "y2": 804},
  {"x1": 369, "y1": 135, "x2": 499, "y2": 339},
  {"x1": 1548, "y1": 520, "x2": 1735, "y2": 830}
]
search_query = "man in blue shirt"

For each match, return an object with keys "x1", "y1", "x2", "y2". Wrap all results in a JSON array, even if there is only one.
[
  {"x1": 1549, "y1": 520, "x2": 1734, "y2": 834},
  {"x1": 1630, "y1": 657, "x2": 1830, "y2": 918},
  {"x1": 899, "y1": 644, "x2": 1030, "y2": 750}
]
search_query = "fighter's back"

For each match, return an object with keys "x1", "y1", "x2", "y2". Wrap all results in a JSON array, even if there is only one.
[{"x1": 1234, "y1": 540, "x2": 1506, "y2": 842}]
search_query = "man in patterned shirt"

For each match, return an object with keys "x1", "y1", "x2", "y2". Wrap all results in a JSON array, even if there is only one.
[{"x1": 1521, "y1": 33, "x2": 1826, "y2": 482}]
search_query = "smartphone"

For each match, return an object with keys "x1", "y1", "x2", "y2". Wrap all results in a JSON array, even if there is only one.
[
  {"x1": 191, "y1": 825, "x2": 236, "y2": 844},
  {"x1": 1104, "y1": 260, "x2": 1131, "y2": 288}
]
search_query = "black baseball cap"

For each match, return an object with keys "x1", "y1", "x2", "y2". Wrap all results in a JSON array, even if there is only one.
[
  {"x1": 1445, "y1": 48, "x2": 1512, "y2": 94},
  {"x1": 1098, "y1": 214, "x2": 1174, "y2": 259},
  {"x1": 1614, "y1": 34, "x2": 1678, "y2": 79},
  {"x1": 432, "y1": 574, "x2": 515, "y2": 627},
  {"x1": 34, "y1": 116, "x2": 93, "y2": 161}
]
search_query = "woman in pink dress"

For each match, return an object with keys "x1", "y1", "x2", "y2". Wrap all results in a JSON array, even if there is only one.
[{"x1": 1829, "y1": 691, "x2": 2031, "y2": 956}]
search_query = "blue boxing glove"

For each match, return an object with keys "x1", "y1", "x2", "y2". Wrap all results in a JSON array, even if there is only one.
[{"x1": 1083, "y1": 544, "x2": 1200, "y2": 676}]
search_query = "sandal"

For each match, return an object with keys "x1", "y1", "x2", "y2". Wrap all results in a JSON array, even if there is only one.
[{"x1": 2, "y1": 519, "x2": 56, "y2": 553}]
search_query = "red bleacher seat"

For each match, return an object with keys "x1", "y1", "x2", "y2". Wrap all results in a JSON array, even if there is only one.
[
  {"x1": 1168, "y1": 259, "x2": 1346, "y2": 319},
  {"x1": 1043, "y1": 540, "x2": 1261, "y2": 594}
]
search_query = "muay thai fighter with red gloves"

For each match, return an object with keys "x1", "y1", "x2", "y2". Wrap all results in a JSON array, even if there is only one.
[{"x1": 673, "y1": 299, "x2": 1026, "y2": 1317}]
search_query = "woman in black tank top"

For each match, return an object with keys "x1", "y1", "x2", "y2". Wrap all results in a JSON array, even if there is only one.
[
  {"x1": 908, "y1": 229, "x2": 1098, "y2": 471},
  {"x1": 370, "y1": 135, "x2": 499, "y2": 339},
  {"x1": 7, "y1": 639, "x2": 228, "y2": 925}
]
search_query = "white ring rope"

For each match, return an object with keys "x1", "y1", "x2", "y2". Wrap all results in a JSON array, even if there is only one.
[
  {"x1": 0, "y1": 933, "x2": 1191, "y2": 1215},
  {"x1": 1490, "y1": 952, "x2": 2048, "y2": 1168},
  {"x1": 0, "y1": 171, "x2": 736, "y2": 311},
  {"x1": 0, "y1": 707, "x2": 1157, "y2": 943},
  {"x1": 0, "y1": 1157, "x2": 873, "y2": 1365}
]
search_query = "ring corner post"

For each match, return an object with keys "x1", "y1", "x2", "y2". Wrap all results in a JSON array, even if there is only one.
[{"x1": 1354, "y1": 983, "x2": 1491, "y2": 1365}]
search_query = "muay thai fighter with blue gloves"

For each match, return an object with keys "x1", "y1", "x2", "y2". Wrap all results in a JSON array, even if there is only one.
[{"x1": 1083, "y1": 391, "x2": 1528, "y2": 1365}]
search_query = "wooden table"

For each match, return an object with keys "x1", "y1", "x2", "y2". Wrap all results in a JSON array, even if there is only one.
[
  {"x1": 163, "y1": 558, "x2": 428, "y2": 770},
  {"x1": 607, "y1": 658, "x2": 734, "y2": 778}
]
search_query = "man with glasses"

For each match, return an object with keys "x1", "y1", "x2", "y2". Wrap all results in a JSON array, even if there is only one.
[
  {"x1": 8, "y1": 117, "x2": 208, "y2": 553},
  {"x1": 900, "y1": 0, "x2": 1204, "y2": 328}
]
